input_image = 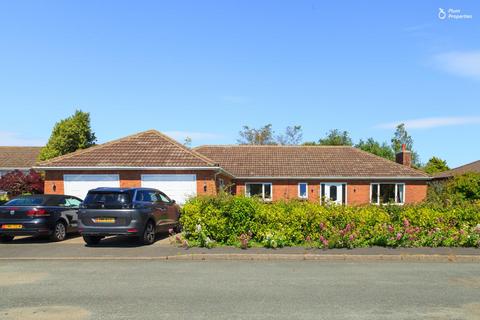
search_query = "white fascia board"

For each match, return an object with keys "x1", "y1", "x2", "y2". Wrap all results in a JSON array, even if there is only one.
[
  {"x1": 33, "y1": 166, "x2": 236, "y2": 178},
  {"x1": 235, "y1": 176, "x2": 432, "y2": 181}
]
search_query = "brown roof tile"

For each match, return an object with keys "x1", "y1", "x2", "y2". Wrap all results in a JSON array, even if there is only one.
[
  {"x1": 433, "y1": 160, "x2": 480, "y2": 178},
  {"x1": 36, "y1": 130, "x2": 217, "y2": 168},
  {"x1": 194, "y1": 145, "x2": 430, "y2": 179},
  {"x1": 0, "y1": 147, "x2": 42, "y2": 169}
]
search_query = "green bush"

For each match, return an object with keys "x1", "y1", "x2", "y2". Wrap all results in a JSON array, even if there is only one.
[{"x1": 180, "y1": 195, "x2": 480, "y2": 249}]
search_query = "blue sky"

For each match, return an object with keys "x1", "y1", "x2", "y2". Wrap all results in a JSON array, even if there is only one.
[{"x1": 0, "y1": 1, "x2": 479, "y2": 168}]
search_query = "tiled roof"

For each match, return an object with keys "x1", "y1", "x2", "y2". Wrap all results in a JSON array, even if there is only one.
[
  {"x1": 0, "y1": 147, "x2": 42, "y2": 169},
  {"x1": 36, "y1": 130, "x2": 217, "y2": 168},
  {"x1": 194, "y1": 145, "x2": 430, "y2": 178},
  {"x1": 433, "y1": 160, "x2": 480, "y2": 179}
]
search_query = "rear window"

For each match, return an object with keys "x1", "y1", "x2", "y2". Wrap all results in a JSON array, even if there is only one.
[
  {"x1": 83, "y1": 192, "x2": 133, "y2": 209},
  {"x1": 4, "y1": 196, "x2": 46, "y2": 206}
]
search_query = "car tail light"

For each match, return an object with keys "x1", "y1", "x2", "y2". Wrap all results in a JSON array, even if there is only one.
[
  {"x1": 127, "y1": 228, "x2": 138, "y2": 233},
  {"x1": 26, "y1": 209, "x2": 50, "y2": 217}
]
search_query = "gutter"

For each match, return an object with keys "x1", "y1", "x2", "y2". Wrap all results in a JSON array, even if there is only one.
[
  {"x1": 234, "y1": 176, "x2": 432, "y2": 181},
  {"x1": 32, "y1": 166, "x2": 236, "y2": 178}
]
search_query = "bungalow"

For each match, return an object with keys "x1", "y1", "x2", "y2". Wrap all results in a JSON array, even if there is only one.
[
  {"x1": 0, "y1": 146, "x2": 42, "y2": 177},
  {"x1": 194, "y1": 144, "x2": 430, "y2": 205},
  {"x1": 36, "y1": 130, "x2": 430, "y2": 205},
  {"x1": 433, "y1": 160, "x2": 480, "y2": 180}
]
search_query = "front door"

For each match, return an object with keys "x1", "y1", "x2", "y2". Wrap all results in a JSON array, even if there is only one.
[{"x1": 321, "y1": 183, "x2": 345, "y2": 205}]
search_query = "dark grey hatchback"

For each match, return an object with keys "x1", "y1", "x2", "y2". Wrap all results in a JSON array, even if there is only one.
[
  {"x1": 78, "y1": 187, "x2": 181, "y2": 246},
  {"x1": 0, "y1": 194, "x2": 82, "y2": 242}
]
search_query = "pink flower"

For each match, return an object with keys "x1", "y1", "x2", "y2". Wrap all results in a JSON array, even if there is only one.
[
  {"x1": 349, "y1": 234, "x2": 355, "y2": 241},
  {"x1": 305, "y1": 235, "x2": 312, "y2": 242},
  {"x1": 388, "y1": 225, "x2": 394, "y2": 233},
  {"x1": 403, "y1": 219, "x2": 410, "y2": 228},
  {"x1": 396, "y1": 233, "x2": 403, "y2": 241},
  {"x1": 168, "y1": 228, "x2": 174, "y2": 235},
  {"x1": 319, "y1": 223, "x2": 325, "y2": 231},
  {"x1": 322, "y1": 239, "x2": 329, "y2": 247}
]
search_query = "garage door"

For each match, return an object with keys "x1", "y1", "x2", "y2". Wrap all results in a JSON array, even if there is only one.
[
  {"x1": 141, "y1": 174, "x2": 196, "y2": 204},
  {"x1": 64, "y1": 174, "x2": 120, "y2": 200}
]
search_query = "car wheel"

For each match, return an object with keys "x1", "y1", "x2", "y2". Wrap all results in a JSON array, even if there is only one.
[
  {"x1": 0, "y1": 235, "x2": 14, "y2": 243},
  {"x1": 50, "y1": 221, "x2": 67, "y2": 242},
  {"x1": 83, "y1": 235, "x2": 103, "y2": 246},
  {"x1": 141, "y1": 221, "x2": 156, "y2": 245},
  {"x1": 173, "y1": 223, "x2": 182, "y2": 233}
]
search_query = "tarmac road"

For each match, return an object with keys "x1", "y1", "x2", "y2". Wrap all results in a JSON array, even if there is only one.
[{"x1": 1, "y1": 259, "x2": 480, "y2": 320}]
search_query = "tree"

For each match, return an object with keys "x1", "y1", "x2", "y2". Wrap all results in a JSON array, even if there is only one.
[
  {"x1": 276, "y1": 125, "x2": 303, "y2": 145},
  {"x1": 237, "y1": 124, "x2": 276, "y2": 145},
  {"x1": 305, "y1": 129, "x2": 353, "y2": 146},
  {"x1": 390, "y1": 123, "x2": 420, "y2": 166},
  {"x1": 355, "y1": 138, "x2": 395, "y2": 161},
  {"x1": 0, "y1": 170, "x2": 44, "y2": 197},
  {"x1": 423, "y1": 157, "x2": 449, "y2": 174},
  {"x1": 183, "y1": 137, "x2": 192, "y2": 148},
  {"x1": 39, "y1": 110, "x2": 97, "y2": 161}
]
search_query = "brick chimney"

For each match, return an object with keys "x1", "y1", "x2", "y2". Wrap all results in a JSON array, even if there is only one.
[{"x1": 396, "y1": 144, "x2": 412, "y2": 167}]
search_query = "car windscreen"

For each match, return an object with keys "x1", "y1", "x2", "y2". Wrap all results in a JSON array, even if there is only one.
[
  {"x1": 83, "y1": 192, "x2": 132, "y2": 209},
  {"x1": 4, "y1": 196, "x2": 46, "y2": 206}
]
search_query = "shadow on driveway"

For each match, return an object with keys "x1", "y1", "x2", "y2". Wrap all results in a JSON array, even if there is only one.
[{"x1": 83, "y1": 231, "x2": 171, "y2": 248}]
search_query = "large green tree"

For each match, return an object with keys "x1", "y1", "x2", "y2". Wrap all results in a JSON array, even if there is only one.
[
  {"x1": 237, "y1": 124, "x2": 303, "y2": 145},
  {"x1": 423, "y1": 157, "x2": 449, "y2": 174},
  {"x1": 355, "y1": 138, "x2": 395, "y2": 161},
  {"x1": 39, "y1": 110, "x2": 97, "y2": 161},
  {"x1": 304, "y1": 129, "x2": 353, "y2": 146}
]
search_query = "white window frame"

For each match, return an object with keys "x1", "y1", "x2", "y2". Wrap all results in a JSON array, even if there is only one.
[
  {"x1": 297, "y1": 182, "x2": 308, "y2": 199},
  {"x1": 245, "y1": 182, "x2": 273, "y2": 201},
  {"x1": 370, "y1": 183, "x2": 405, "y2": 205},
  {"x1": 320, "y1": 182, "x2": 347, "y2": 205}
]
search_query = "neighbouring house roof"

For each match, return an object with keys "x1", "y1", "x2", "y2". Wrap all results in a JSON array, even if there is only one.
[
  {"x1": 433, "y1": 160, "x2": 480, "y2": 179},
  {"x1": 0, "y1": 146, "x2": 42, "y2": 170},
  {"x1": 36, "y1": 130, "x2": 219, "y2": 169},
  {"x1": 194, "y1": 145, "x2": 430, "y2": 179}
]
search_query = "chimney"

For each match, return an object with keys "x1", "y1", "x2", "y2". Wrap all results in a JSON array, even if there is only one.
[{"x1": 396, "y1": 144, "x2": 412, "y2": 167}]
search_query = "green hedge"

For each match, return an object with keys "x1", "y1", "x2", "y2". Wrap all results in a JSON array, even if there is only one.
[{"x1": 180, "y1": 195, "x2": 480, "y2": 248}]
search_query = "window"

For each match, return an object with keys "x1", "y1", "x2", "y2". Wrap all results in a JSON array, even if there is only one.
[
  {"x1": 5, "y1": 196, "x2": 46, "y2": 206},
  {"x1": 136, "y1": 190, "x2": 159, "y2": 202},
  {"x1": 158, "y1": 192, "x2": 171, "y2": 203},
  {"x1": 298, "y1": 183, "x2": 308, "y2": 199},
  {"x1": 83, "y1": 192, "x2": 132, "y2": 209},
  {"x1": 64, "y1": 197, "x2": 82, "y2": 207},
  {"x1": 371, "y1": 183, "x2": 405, "y2": 204},
  {"x1": 320, "y1": 183, "x2": 347, "y2": 204},
  {"x1": 245, "y1": 183, "x2": 272, "y2": 201}
]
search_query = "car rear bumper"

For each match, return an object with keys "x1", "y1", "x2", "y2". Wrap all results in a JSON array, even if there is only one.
[
  {"x1": 0, "y1": 219, "x2": 51, "y2": 236},
  {"x1": 78, "y1": 221, "x2": 144, "y2": 237}
]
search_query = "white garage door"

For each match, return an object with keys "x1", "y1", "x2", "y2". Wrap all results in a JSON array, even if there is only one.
[
  {"x1": 64, "y1": 174, "x2": 120, "y2": 200},
  {"x1": 141, "y1": 174, "x2": 197, "y2": 204}
]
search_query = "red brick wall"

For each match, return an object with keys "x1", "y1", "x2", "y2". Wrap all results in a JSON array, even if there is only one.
[
  {"x1": 234, "y1": 179, "x2": 428, "y2": 205},
  {"x1": 44, "y1": 170, "x2": 223, "y2": 196},
  {"x1": 44, "y1": 171, "x2": 428, "y2": 205}
]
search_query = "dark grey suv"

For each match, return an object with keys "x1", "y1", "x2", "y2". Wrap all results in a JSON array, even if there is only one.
[{"x1": 78, "y1": 188, "x2": 181, "y2": 246}]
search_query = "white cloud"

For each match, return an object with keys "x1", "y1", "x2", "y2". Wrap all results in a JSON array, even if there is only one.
[
  {"x1": 377, "y1": 116, "x2": 480, "y2": 130},
  {"x1": 164, "y1": 131, "x2": 222, "y2": 142},
  {"x1": 0, "y1": 131, "x2": 45, "y2": 146},
  {"x1": 434, "y1": 51, "x2": 480, "y2": 79}
]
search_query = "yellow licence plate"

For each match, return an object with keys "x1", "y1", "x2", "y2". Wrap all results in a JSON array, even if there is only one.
[
  {"x1": 94, "y1": 218, "x2": 115, "y2": 223},
  {"x1": 2, "y1": 224, "x2": 23, "y2": 229}
]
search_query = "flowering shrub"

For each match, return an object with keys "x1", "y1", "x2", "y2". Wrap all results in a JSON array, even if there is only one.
[
  {"x1": 180, "y1": 195, "x2": 480, "y2": 249},
  {"x1": 0, "y1": 169, "x2": 44, "y2": 197}
]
